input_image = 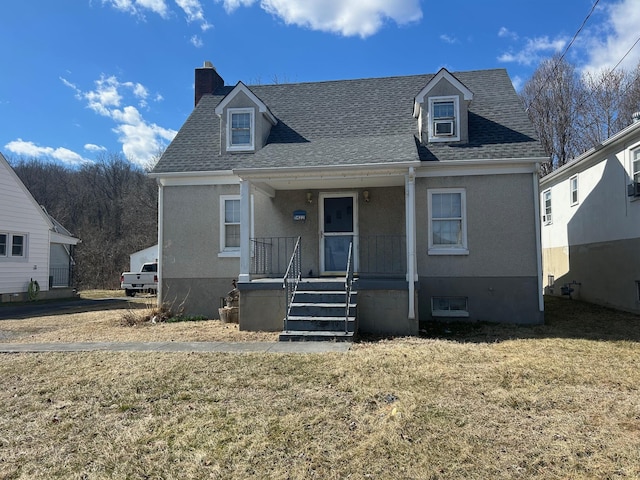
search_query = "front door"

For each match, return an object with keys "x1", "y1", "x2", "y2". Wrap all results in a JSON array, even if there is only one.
[{"x1": 320, "y1": 193, "x2": 358, "y2": 274}]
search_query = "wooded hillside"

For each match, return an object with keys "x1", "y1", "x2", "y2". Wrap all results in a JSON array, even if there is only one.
[{"x1": 10, "y1": 153, "x2": 157, "y2": 289}]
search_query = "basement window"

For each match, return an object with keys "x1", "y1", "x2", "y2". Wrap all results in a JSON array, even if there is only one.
[{"x1": 431, "y1": 296, "x2": 469, "y2": 318}]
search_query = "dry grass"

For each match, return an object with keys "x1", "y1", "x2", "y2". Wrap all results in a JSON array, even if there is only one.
[
  {"x1": 1, "y1": 296, "x2": 640, "y2": 479},
  {"x1": 0, "y1": 290, "x2": 278, "y2": 344}
]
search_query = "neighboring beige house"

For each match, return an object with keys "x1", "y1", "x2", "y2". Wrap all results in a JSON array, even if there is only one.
[
  {"x1": 151, "y1": 63, "x2": 547, "y2": 338},
  {"x1": 540, "y1": 116, "x2": 640, "y2": 313},
  {"x1": 0, "y1": 152, "x2": 80, "y2": 302}
]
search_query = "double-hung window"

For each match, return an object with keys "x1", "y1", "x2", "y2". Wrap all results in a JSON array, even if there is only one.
[
  {"x1": 543, "y1": 189, "x2": 552, "y2": 224},
  {"x1": 570, "y1": 175, "x2": 579, "y2": 206},
  {"x1": 0, "y1": 233, "x2": 26, "y2": 258},
  {"x1": 428, "y1": 96, "x2": 460, "y2": 141},
  {"x1": 227, "y1": 108, "x2": 254, "y2": 151},
  {"x1": 633, "y1": 149, "x2": 640, "y2": 184},
  {"x1": 220, "y1": 196, "x2": 240, "y2": 254},
  {"x1": 428, "y1": 188, "x2": 468, "y2": 254}
]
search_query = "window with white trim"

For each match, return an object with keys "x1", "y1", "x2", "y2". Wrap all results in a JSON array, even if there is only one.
[
  {"x1": 220, "y1": 196, "x2": 240, "y2": 253},
  {"x1": 431, "y1": 296, "x2": 469, "y2": 317},
  {"x1": 0, "y1": 232, "x2": 26, "y2": 258},
  {"x1": 570, "y1": 175, "x2": 579, "y2": 206},
  {"x1": 428, "y1": 188, "x2": 468, "y2": 254},
  {"x1": 543, "y1": 189, "x2": 552, "y2": 224},
  {"x1": 633, "y1": 149, "x2": 640, "y2": 183},
  {"x1": 227, "y1": 108, "x2": 254, "y2": 151},
  {"x1": 428, "y1": 96, "x2": 460, "y2": 141}
]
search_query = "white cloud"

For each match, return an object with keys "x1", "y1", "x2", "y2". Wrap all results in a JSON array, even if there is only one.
[
  {"x1": 217, "y1": 0, "x2": 422, "y2": 38},
  {"x1": 439, "y1": 34, "x2": 457, "y2": 44},
  {"x1": 498, "y1": 36, "x2": 567, "y2": 66},
  {"x1": 175, "y1": 0, "x2": 212, "y2": 29},
  {"x1": 60, "y1": 75, "x2": 177, "y2": 167},
  {"x1": 104, "y1": 0, "x2": 212, "y2": 30},
  {"x1": 580, "y1": 0, "x2": 640, "y2": 74},
  {"x1": 103, "y1": 0, "x2": 169, "y2": 18},
  {"x1": 85, "y1": 144, "x2": 108, "y2": 152},
  {"x1": 5, "y1": 139, "x2": 90, "y2": 165},
  {"x1": 498, "y1": 27, "x2": 518, "y2": 40},
  {"x1": 190, "y1": 35, "x2": 204, "y2": 47}
]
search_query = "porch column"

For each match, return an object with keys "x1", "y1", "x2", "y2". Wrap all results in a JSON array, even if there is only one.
[
  {"x1": 238, "y1": 179, "x2": 252, "y2": 283},
  {"x1": 156, "y1": 181, "x2": 164, "y2": 306},
  {"x1": 405, "y1": 167, "x2": 417, "y2": 319}
]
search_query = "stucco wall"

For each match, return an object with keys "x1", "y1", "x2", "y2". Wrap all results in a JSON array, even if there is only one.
[
  {"x1": 161, "y1": 184, "x2": 240, "y2": 317},
  {"x1": 415, "y1": 172, "x2": 541, "y2": 323}
]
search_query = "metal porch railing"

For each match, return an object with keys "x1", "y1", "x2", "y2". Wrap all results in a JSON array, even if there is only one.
[
  {"x1": 251, "y1": 237, "x2": 299, "y2": 276},
  {"x1": 282, "y1": 236, "x2": 302, "y2": 331},
  {"x1": 344, "y1": 242, "x2": 354, "y2": 333}
]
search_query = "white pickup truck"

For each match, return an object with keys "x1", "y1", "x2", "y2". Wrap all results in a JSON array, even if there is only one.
[{"x1": 120, "y1": 262, "x2": 158, "y2": 297}]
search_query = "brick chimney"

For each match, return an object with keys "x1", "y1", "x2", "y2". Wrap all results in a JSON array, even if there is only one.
[{"x1": 195, "y1": 61, "x2": 224, "y2": 106}]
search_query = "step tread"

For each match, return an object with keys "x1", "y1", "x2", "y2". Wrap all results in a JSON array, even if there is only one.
[
  {"x1": 288, "y1": 316, "x2": 356, "y2": 321},
  {"x1": 280, "y1": 330, "x2": 354, "y2": 337},
  {"x1": 291, "y1": 302, "x2": 357, "y2": 307}
]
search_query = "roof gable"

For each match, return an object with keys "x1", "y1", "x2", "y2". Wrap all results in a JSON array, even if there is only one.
[
  {"x1": 214, "y1": 81, "x2": 277, "y2": 125},
  {"x1": 413, "y1": 68, "x2": 473, "y2": 117}
]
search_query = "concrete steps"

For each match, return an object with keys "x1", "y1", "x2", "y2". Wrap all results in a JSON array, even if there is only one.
[{"x1": 279, "y1": 279, "x2": 357, "y2": 342}]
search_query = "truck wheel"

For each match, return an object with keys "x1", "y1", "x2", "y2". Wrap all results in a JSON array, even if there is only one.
[{"x1": 125, "y1": 289, "x2": 135, "y2": 297}]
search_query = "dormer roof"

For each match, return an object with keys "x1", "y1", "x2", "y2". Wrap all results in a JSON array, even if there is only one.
[
  {"x1": 214, "y1": 81, "x2": 277, "y2": 126},
  {"x1": 413, "y1": 68, "x2": 474, "y2": 118}
]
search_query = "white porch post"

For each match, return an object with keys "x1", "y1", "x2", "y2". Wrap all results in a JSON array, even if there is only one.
[
  {"x1": 156, "y1": 181, "x2": 164, "y2": 306},
  {"x1": 405, "y1": 167, "x2": 417, "y2": 319},
  {"x1": 238, "y1": 179, "x2": 252, "y2": 283}
]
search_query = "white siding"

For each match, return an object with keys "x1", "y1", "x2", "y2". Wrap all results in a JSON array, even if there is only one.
[{"x1": 0, "y1": 156, "x2": 51, "y2": 294}]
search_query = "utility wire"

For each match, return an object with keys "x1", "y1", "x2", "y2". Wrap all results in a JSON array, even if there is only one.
[{"x1": 525, "y1": 0, "x2": 600, "y2": 112}]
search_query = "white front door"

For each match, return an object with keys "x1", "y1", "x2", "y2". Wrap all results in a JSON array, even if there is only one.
[{"x1": 320, "y1": 193, "x2": 358, "y2": 274}]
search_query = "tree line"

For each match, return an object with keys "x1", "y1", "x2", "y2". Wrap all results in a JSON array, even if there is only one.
[
  {"x1": 9, "y1": 153, "x2": 158, "y2": 289},
  {"x1": 520, "y1": 56, "x2": 640, "y2": 175}
]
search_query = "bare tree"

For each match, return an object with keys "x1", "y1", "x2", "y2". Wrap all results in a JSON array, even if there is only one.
[
  {"x1": 520, "y1": 56, "x2": 584, "y2": 175},
  {"x1": 10, "y1": 152, "x2": 158, "y2": 289}
]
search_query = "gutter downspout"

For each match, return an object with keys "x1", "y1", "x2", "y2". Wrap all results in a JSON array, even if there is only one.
[
  {"x1": 532, "y1": 169, "x2": 544, "y2": 314},
  {"x1": 157, "y1": 181, "x2": 164, "y2": 306},
  {"x1": 406, "y1": 167, "x2": 416, "y2": 320}
]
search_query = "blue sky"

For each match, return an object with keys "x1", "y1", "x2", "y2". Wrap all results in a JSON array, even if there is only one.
[{"x1": 1, "y1": 0, "x2": 639, "y2": 168}]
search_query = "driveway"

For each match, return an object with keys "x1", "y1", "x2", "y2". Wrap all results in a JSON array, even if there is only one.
[{"x1": 0, "y1": 297, "x2": 138, "y2": 321}]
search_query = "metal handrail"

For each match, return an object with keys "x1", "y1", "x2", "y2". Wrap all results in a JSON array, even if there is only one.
[
  {"x1": 282, "y1": 236, "x2": 302, "y2": 331},
  {"x1": 344, "y1": 242, "x2": 354, "y2": 333}
]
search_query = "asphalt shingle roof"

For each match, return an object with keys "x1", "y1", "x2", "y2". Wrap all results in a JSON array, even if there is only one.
[{"x1": 152, "y1": 68, "x2": 546, "y2": 174}]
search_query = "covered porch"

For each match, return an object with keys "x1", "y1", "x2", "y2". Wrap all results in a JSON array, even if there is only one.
[{"x1": 234, "y1": 163, "x2": 420, "y2": 336}]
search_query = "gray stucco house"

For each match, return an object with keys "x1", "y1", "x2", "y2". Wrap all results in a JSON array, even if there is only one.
[{"x1": 151, "y1": 62, "x2": 547, "y2": 337}]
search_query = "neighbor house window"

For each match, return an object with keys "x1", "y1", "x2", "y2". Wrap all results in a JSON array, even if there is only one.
[
  {"x1": 428, "y1": 188, "x2": 468, "y2": 254},
  {"x1": 633, "y1": 149, "x2": 640, "y2": 183},
  {"x1": 428, "y1": 96, "x2": 460, "y2": 141},
  {"x1": 570, "y1": 175, "x2": 579, "y2": 206},
  {"x1": 543, "y1": 189, "x2": 552, "y2": 224},
  {"x1": 220, "y1": 196, "x2": 241, "y2": 253},
  {"x1": 227, "y1": 108, "x2": 254, "y2": 151},
  {"x1": 0, "y1": 233, "x2": 26, "y2": 258},
  {"x1": 431, "y1": 296, "x2": 469, "y2": 317},
  {"x1": 12, "y1": 235, "x2": 24, "y2": 256}
]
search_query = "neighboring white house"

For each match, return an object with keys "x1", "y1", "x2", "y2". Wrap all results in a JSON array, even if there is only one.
[
  {"x1": 0, "y1": 152, "x2": 80, "y2": 302},
  {"x1": 540, "y1": 116, "x2": 640, "y2": 313},
  {"x1": 130, "y1": 244, "x2": 158, "y2": 272}
]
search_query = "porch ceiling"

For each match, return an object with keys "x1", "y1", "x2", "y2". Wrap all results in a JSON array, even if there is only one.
[{"x1": 236, "y1": 162, "x2": 417, "y2": 192}]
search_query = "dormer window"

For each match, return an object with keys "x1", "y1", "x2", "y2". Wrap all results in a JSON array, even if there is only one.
[
  {"x1": 227, "y1": 108, "x2": 254, "y2": 151},
  {"x1": 429, "y1": 96, "x2": 460, "y2": 142}
]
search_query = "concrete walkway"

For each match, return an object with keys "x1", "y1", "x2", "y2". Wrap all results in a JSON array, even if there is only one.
[{"x1": 0, "y1": 341, "x2": 351, "y2": 354}]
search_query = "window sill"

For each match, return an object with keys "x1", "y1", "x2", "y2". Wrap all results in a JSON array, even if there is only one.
[
  {"x1": 227, "y1": 145, "x2": 254, "y2": 153},
  {"x1": 432, "y1": 310, "x2": 469, "y2": 318},
  {"x1": 428, "y1": 248, "x2": 469, "y2": 256},
  {"x1": 218, "y1": 250, "x2": 240, "y2": 258}
]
